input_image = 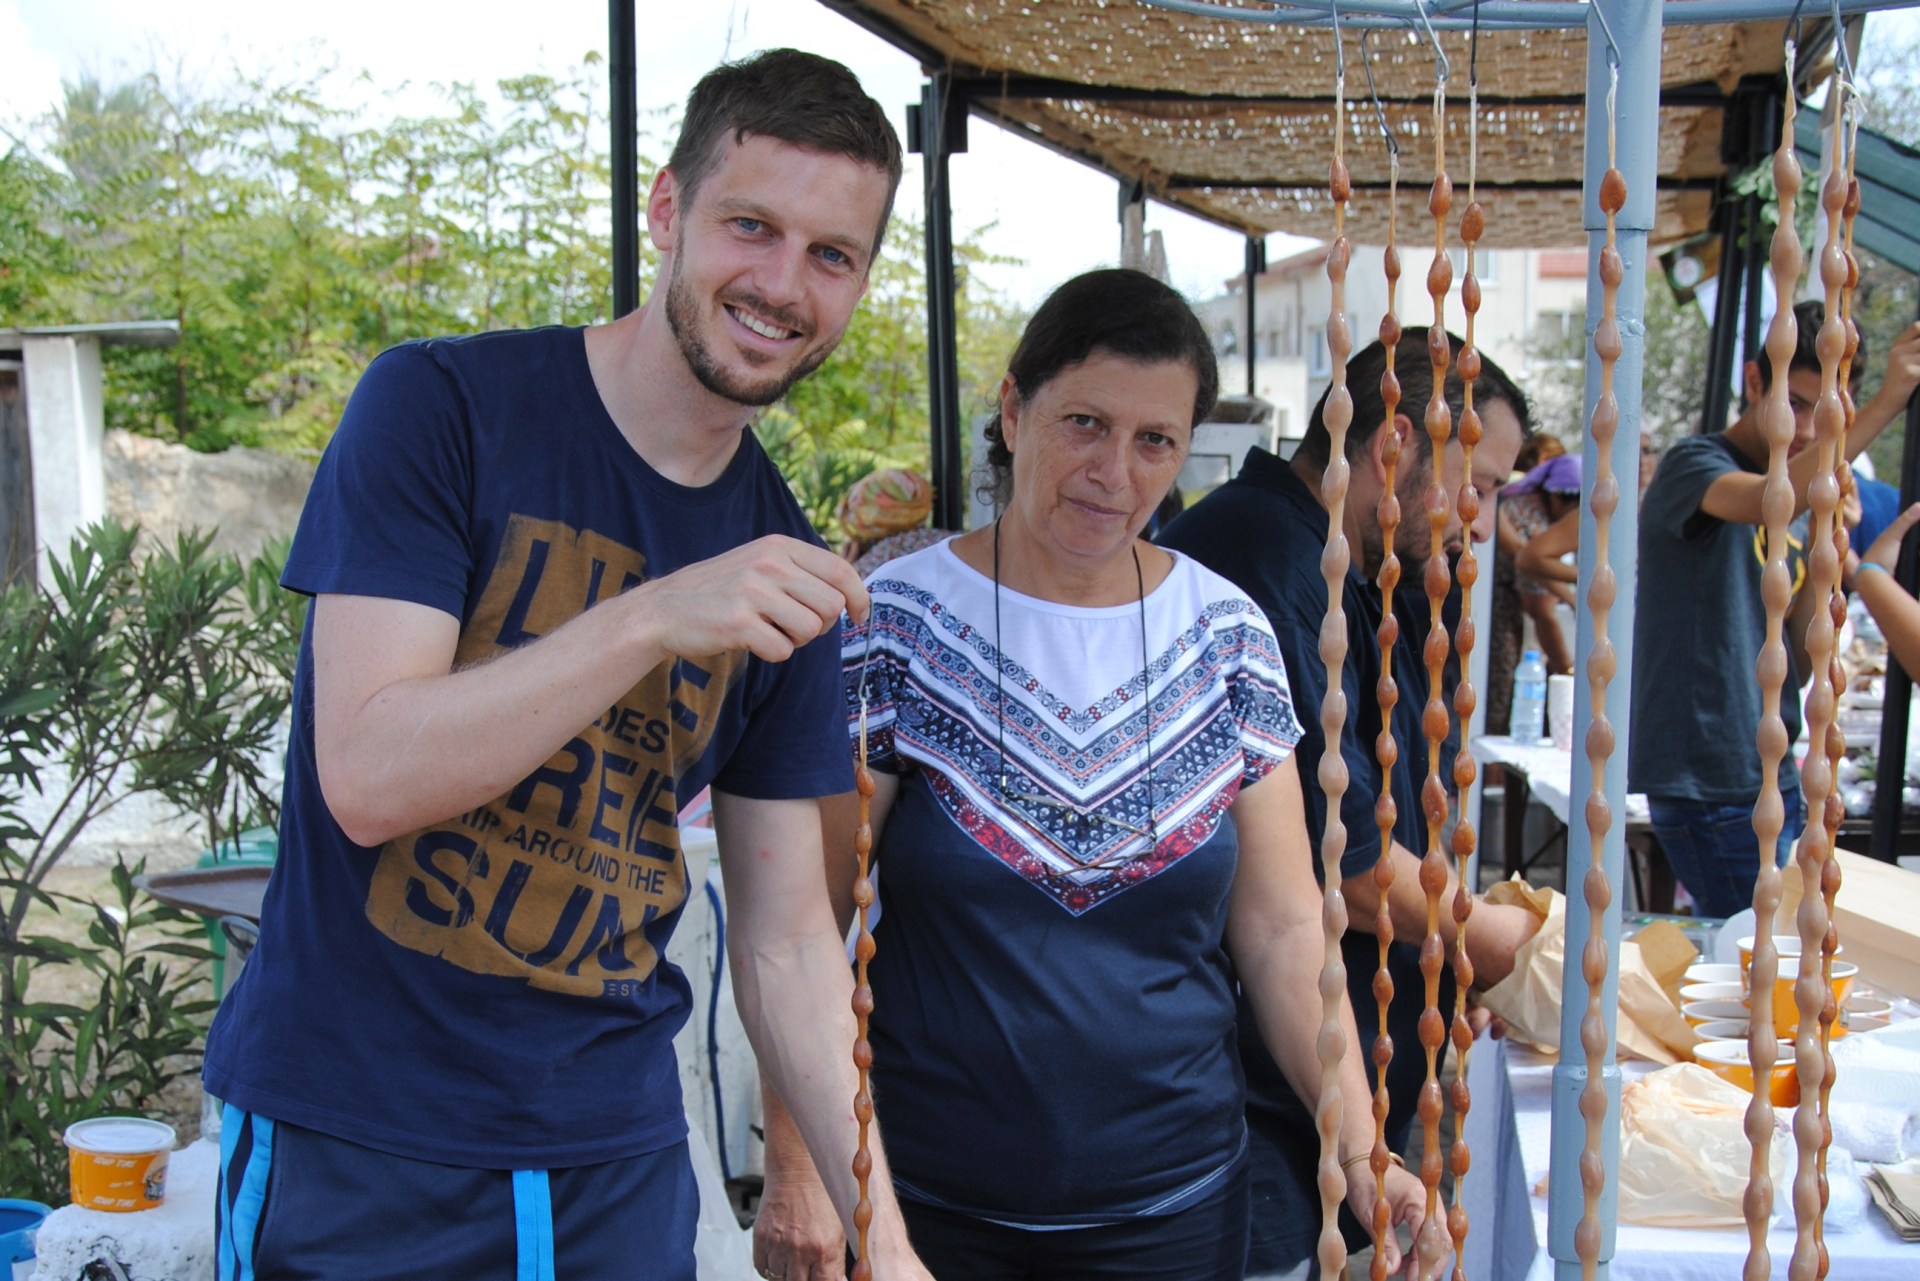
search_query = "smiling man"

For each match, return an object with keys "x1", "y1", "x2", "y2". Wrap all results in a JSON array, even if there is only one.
[
  {"x1": 1159, "y1": 328, "x2": 1542, "y2": 1278},
  {"x1": 201, "y1": 49, "x2": 936, "y2": 1281}
]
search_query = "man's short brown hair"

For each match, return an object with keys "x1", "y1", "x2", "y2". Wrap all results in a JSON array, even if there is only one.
[{"x1": 667, "y1": 48, "x2": 905, "y2": 258}]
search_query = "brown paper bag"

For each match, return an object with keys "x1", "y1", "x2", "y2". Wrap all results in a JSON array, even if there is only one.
[{"x1": 1476, "y1": 882, "x2": 1700, "y2": 1064}]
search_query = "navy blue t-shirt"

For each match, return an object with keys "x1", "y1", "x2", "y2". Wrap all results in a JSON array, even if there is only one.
[
  {"x1": 1630, "y1": 433, "x2": 1804, "y2": 803},
  {"x1": 203, "y1": 328, "x2": 852, "y2": 1168}
]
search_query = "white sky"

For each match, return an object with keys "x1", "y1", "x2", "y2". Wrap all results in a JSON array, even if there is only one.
[{"x1": 0, "y1": 0, "x2": 1274, "y2": 308}]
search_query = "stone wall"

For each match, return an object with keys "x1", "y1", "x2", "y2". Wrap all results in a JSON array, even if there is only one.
[{"x1": 104, "y1": 430, "x2": 315, "y2": 560}]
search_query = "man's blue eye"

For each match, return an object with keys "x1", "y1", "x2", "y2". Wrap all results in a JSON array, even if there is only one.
[{"x1": 736, "y1": 218, "x2": 763, "y2": 233}]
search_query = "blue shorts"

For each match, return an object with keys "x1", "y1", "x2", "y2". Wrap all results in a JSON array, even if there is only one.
[
  {"x1": 214, "y1": 1105, "x2": 697, "y2": 1281},
  {"x1": 1646, "y1": 788, "x2": 1805, "y2": 921}
]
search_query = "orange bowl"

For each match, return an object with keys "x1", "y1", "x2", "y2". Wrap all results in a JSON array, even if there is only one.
[
  {"x1": 1769, "y1": 959, "x2": 1858, "y2": 1038},
  {"x1": 1693, "y1": 1040, "x2": 1800, "y2": 1108}
]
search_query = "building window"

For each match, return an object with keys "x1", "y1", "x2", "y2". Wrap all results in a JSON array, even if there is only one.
[
  {"x1": 1307, "y1": 325, "x2": 1329, "y2": 376},
  {"x1": 1450, "y1": 247, "x2": 1499, "y2": 284}
]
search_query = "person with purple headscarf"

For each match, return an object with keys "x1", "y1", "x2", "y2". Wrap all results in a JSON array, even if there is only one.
[{"x1": 1487, "y1": 451, "x2": 1581, "y2": 733}]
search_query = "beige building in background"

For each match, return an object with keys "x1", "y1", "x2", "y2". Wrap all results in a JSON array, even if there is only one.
[{"x1": 1197, "y1": 242, "x2": 1593, "y2": 449}]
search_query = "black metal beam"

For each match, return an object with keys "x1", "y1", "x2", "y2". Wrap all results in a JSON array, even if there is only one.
[
  {"x1": 909, "y1": 74, "x2": 966, "y2": 532},
  {"x1": 1244, "y1": 237, "x2": 1266, "y2": 398},
  {"x1": 1872, "y1": 293, "x2": 1920, "y2": 863},
  {"x1": 609, "y1": 0, "x2": 638, "y2": 318}
]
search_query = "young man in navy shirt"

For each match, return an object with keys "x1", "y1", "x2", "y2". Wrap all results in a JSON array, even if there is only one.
[{"x1": 204, "y1": 50, "x2": 936, "y2": 1281}]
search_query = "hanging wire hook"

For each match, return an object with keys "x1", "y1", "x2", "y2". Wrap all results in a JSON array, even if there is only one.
[
  {"x1": 1788, "y1": 0, "x2": 1808, "y2": 58},
  {"x1": 1468, "y1": 0, "x2": 1481, "y2": 89},
  {"x1": 1329, "y1": 0, "x2": 1345, "y2": 83},
  {"x1": 1412, "y1": 0, "x2": 1450, "y2": 85},
  {"x1": 1359, "y1": 27, "x2": 1401, "y2": 158},
  {"x1": 1828, "y1": 0, "x2": 1856, "y2": 90},
  {"x1": 1588, "y1": 0, "x2": 1621, "y2": 75}
]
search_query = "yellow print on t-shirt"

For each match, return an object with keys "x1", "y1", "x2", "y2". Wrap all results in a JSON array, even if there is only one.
[
  {"x1": 1751, "y1": 518, "x2": 1811, "y2": 601},
  {"x1": 363, "y1": 514, "x2": 745, "y2": 1000}
]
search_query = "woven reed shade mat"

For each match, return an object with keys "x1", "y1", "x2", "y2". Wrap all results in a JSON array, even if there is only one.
[{"x1": 832, "y1": 0, "x2": 1793, "y2": 246}]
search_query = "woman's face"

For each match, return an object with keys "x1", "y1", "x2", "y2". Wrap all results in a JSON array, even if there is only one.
[{"x1": 1000, "y1": 351, "x2": 1197, "y2": 569}]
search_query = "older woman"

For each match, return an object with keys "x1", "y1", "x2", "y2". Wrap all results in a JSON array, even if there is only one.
[{"x1": 756, "y1": 270, "x2": 1426, "y2": 1281}]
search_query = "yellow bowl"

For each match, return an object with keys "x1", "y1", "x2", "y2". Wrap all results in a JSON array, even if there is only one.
[
  {"x1": 1769, "y1": 959, "x2": 1859, "y2": 1038},
  {"x1": 1683, "y1": 998, "x2": 1752, "y2": 1028},
  {"x1": 1693, "y1": 1040, "x2": 1801, "y2": 1108}
]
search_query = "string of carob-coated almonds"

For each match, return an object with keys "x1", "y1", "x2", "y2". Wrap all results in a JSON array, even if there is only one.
[
  {"x1": 1815, "y1": 108, "x2": 1866, "y2": 1278},
  {"x1": 1742, "y1": 40, "x2": 1803, "y2": 1281},
  {"x1": 1444, "y1": 56, "x2": 1486, "y2": 1281},
  {"x1": 1313, "y1": 40, "x2": 1359, "y2": 1281},
  {"x1": 849, "y1": 709, "x2": 877, "y2": 1281},
  {"x1": 1414, "y1": 54, "x2": 1458, "y2": 1281},
  {"x1": 1786, "y1": 73, "x2": 1855, "y2": 1281},
  {"x1": 1575, "y1": 58, "x2": 1627, "y2": 1281},
  {"x1": 1368, "y1": 127, "x2": 1406, "y2": 1281}
]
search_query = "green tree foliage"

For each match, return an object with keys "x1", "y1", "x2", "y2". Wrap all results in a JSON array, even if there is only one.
[
  {"x1": 1523, "y1": 264, "x2": 1711, "y2": 454},
  {"x1": 7, "y1": 59, "x2": 635, "y2": 453},
  {"x1": 5, "y1": 55, "x2": 1031, "y2": 538},
  {"x1": 1, "y1": 522, "x2": 300, "y2": 1204}
]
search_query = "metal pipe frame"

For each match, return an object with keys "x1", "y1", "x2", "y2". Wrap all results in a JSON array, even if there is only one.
[
  {"x1": 1142, "y1": 0, "x2": 1918, "y2": 31},
  {"x1": 911, "y1": 74, "x2": 967, "y2": 534},
  {"x1": 609, "y1": 0, "x2": 638, "y2": 318},
  {"x1": 1546, "y1": 1, "x2": 1657, "y2": 1275}
]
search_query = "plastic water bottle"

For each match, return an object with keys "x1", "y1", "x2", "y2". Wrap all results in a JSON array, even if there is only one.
[{"x1": 1512, "y1": 649, "x2": 1549, "y2": 745}]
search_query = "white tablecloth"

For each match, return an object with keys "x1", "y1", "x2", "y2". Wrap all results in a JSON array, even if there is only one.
[
  {"x1": 1470, "y1": 735, "x2": 1650, "y2": 827},
  {"x1": 1461, "y1": 1038, "x2": 1917, "y2": 1280}
]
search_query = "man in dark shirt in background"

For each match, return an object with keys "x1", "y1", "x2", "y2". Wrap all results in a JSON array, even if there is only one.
[{"x1": 1161, "y1": 328, "x2": 1539, "y2": 1277}]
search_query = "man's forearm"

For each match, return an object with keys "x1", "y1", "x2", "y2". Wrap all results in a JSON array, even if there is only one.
[{"x1": 1341, "y1": 842, "x2": 1540, "y2": 987}]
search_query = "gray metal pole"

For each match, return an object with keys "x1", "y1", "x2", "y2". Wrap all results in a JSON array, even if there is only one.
[{"x1": 1547, "y1": 1, "x2": 1658, "y2": 1276}]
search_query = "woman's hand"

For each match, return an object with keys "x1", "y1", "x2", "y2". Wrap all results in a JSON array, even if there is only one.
[
  {"x1": 753, "y1": 1163, "x2": 848, "y2": 1281},
  {"x1": 1342, "y1": 1160, "x2": 1437, "y2": 1279}
]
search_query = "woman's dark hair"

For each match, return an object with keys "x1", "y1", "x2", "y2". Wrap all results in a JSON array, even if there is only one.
[
  {"x1": 977, "y1": 269, "x2": 1219, "y2": 506},
  {"x1": 1292, "y1": 327, "x2": 1534, "y2": 474},
  {"x1": 667, "y1": 49, "x2": 904, "y2": 256}
]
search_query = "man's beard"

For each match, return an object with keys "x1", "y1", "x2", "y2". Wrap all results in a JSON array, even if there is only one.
[
  {"x1": 664, "y1": 255, "x2": 833, "y2": 407},
  {"x1": 1358, "y1": 465, "x2": 1440, "y2": 582}
]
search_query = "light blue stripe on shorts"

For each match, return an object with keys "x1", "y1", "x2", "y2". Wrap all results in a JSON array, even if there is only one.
[{"x1": 512, "y1": 1168, "x2": 556, "y2": 1281}]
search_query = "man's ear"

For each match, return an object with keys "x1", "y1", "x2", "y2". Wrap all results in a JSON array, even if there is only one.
[
  {"x1": 1742, "y1": 359, "x2": 1765, "y2": 407},
  {"x1": 1366, "y1": 411, "x2": 1419, "y2": 485},
  {"x1": 645, "y1": 168, "x2": 681, "y2": 254}
]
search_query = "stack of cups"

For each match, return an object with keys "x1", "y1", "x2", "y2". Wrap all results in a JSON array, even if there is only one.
[{"x1": 1676, "y1": 939, "x2": 1867, "y2": 1107}]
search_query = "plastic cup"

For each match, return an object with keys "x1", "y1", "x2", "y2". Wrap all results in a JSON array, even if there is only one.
[
  {"x1": 1693, "y1": 1039, "x2": 1800, "y2": 1108},
  {"x1": 1547, "y1": 674, "x2": 1576, "y2": 752},
  {"x1": 64, "y1": 1117, "x2": 174, "y2": 1212}
]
